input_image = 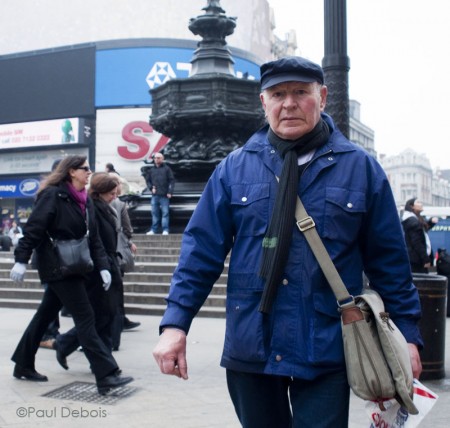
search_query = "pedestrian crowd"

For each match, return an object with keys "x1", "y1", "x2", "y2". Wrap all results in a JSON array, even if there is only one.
[{"x1": 10, "y1": 157, "x2": 139, "y2": 395}]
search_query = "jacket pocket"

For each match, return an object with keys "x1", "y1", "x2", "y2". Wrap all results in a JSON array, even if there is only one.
[
  {"x1": 230, "y1": 182, "x2": 270, "y2": 237},
  {"x1": 323, "y1": 187, "x2": 366, "y2": 245},
  {"x1": 310, "y1": 292, "x2": 344, "y2": 365},
  {"x1": 224, "y1": 290, "x2": 270, "y2": 362}
]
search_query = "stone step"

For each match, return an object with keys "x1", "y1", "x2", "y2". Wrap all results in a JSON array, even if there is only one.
[
  {"x1": 136, "y1": 248, "x2": 182, "y2": 256},
  {"x1": 0, "y1": 288, "x2": 226, "y2": 314},
  {"x1": 0, "y1": 233, "x2": 228, "y2": 318},
  {"x1": 0, "y1": 280, "x2": 226, "y2": 296},
  {"x1": 0, "y1": 287, "x2": 225, "y2": 307}
]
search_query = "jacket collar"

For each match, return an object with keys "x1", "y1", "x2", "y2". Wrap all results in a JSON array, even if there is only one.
[
  {"x1": 243, "y1": 113, "x2": 357, "y2": 158},
  {"x1": 402, "y1": 210, "x2": 417, "y2": 221}
]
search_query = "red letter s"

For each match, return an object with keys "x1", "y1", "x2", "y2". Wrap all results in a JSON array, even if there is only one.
[{"x1": 119, "y1": 121, "x2": 152, "y2": 160}]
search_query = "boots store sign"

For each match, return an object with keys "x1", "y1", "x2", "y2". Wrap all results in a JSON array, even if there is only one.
[{"x1": 0, "y1": 178, "x2": 40, "y2": 198}]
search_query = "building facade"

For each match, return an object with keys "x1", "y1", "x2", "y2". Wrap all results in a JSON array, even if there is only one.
[
  {"x1": 380, "y1": 149, "x2": 450, "y2": 210},
  {"x1": 349, "y1": 99, "x2": 376, "y2": 158}
]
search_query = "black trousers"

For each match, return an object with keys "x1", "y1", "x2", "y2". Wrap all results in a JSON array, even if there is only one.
[
  {"x1": 58, "y1": 273, "x2": 122, "y2": 355},
  {"x1": 11, "y1": 275, "x2": 118, "y2": 381},
  {"x1": 411, "y1": 264, "x2": 428, "y2": 274}
]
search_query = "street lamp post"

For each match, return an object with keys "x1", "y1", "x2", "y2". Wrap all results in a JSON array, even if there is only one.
[{"x1": 322, "y1": 0, "x2": 350, "y2": 138}]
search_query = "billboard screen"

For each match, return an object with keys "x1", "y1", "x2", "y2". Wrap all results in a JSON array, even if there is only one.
[
  {"x1": 0, "y1": 118, "x2": 82, "y2": 149},
  {"x1": 0, "y1": 45, "x2": 96, "y2": 124},
  {"x1": 95, "y1": 46, "x2": 260, "y2": 107}
]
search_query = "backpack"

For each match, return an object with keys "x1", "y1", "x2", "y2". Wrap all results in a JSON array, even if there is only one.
[{"x1": 436, "y1": 248, "x2": 450, "y2": 276}]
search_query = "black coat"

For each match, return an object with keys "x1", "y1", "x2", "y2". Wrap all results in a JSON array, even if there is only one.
[
  {"x1": 92, "y1": 199, "x2": 118, "y2": 259},
  {"x1": 14, "y1": 183, "x2": 109, "y2": 283},
  {"x1": 144, "y1": 163, "x2": 175, "y2": 195},
  {"x1": 87, "y1": 198, "x2": 122, "y2": 317},
  {"x1": 402, "y1": 215, "x2": 429, "y2": 267}
]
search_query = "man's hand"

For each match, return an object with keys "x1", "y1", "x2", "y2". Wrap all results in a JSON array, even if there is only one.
[
  {"x1": 153, "y1": 328, "x2": 188, "y2": 380},
  {"x1": 408, "y1": 343, "x2": 422, "y2": 379}
]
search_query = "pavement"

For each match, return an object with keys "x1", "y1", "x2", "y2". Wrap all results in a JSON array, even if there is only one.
[{"x1": 0, "y1": 308, "x2": 449, "y2": 428}]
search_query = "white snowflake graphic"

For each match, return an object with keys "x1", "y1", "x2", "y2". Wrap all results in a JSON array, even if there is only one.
[{"x1": 146, "y1": 62, "x2": 177, "y2": 89}]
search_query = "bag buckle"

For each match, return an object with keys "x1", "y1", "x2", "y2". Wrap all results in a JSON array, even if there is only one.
[
  {"x1": 337, "y1": 295, "x2": 355, "y2": 310},
  {"x1": 296, "y1": 216, "x2": 315, "y2": 232}
]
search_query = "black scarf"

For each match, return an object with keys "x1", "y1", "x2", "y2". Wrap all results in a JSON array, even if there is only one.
[{"x1": 259, "y1": 119, "x2": 330, "y2": 314}]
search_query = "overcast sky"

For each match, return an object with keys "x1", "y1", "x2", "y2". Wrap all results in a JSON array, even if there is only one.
[{"x1": 268, "y1": 0, "x2": 450, "y2": 170}]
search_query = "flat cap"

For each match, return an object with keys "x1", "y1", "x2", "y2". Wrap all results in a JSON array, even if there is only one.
[{"x1": 260, "y1": 56, "x2": 324, "y2": 90}]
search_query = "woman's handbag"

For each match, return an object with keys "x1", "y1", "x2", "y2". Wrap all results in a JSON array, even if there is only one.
[
  {"x1": 52, "y1": 236, "x2": 94, "y2": 277},
  {"x1": 294, "y1": 195, "x2": 418, "y2": 415},
  {"x1": 48, "y1": 211, "x2": 94, "y2": 277},
  {"x1": 117, "y1": 228, "x2": 135, "y2": 273}
]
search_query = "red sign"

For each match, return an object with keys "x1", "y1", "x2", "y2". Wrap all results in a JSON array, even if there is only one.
[{"x1": 118, "y1": 121, "x2": 169, "y2": 160}]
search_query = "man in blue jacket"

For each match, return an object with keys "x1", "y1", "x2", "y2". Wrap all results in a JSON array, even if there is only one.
[{"x1": 153, "y1": 56, "x2": 423, "y2": 427}]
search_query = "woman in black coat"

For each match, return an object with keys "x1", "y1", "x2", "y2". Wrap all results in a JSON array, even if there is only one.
[
  {"x1": 55, "y1": 172, "x2": 124, "y2": 354},
  {"x1": 401, "y1": 197, "x2": 437, "y2": 273},
  {"x1": 10, "y1": 155, "x2": 133, "y2": 394}
]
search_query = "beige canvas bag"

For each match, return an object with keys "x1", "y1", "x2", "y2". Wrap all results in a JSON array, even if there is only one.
[{"x1": 294, "y1": 195, "x2": 418, "y2": 415}]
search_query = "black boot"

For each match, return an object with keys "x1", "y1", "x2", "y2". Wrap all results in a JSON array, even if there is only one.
[
  {"x1": 13, "y1": 365, "x2": 48, "y2": 382},
  {"x1": 52, "y1": 340, "x2": 68, "y2": 370},
  {"x1": 97, "y1": 371, "x2": 133, "y2": 395},
  {"x1": 123, "y1": 317, "x2": 141, "y2": 331}
]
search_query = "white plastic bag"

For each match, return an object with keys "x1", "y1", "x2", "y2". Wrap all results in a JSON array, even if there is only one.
[{"x1": 366, "y1": 379, "x2": 438, "y2": 427}]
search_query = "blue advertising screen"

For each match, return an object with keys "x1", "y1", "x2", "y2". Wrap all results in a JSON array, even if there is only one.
[{"x1": 95, "y1": 46, "x2": 261, "y2": 107}]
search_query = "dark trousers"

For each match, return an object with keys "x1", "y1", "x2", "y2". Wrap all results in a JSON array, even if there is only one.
[
  {"x1": 111, "y1": 309, "x2": 124, "y2": 350},
  {"x1": 41, "y1": 283, "x2": 60, "y2": 341},
  {"x1": 58, "y1": 271, "x2": 122, "y2": 356},
  {"x1": 11, "y1": 276, "x2": 118, "y2": 381},
  {"x1": 226, "y1": 369, "x2": 350, "y2": 428},
  {"x1": 111, "y1": 274, "x2": 125, "y2": 349},
  {"x1": 411, "y1": 264, "x2": 428, "y2": 274}
]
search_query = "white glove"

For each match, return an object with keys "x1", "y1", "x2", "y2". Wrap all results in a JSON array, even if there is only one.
[
  {"x1": 10, "y1": 262, "x2": 27, "y2": 284},
  {"x1": 100, "y1": 270, "x2": 112, "y2": 291}
]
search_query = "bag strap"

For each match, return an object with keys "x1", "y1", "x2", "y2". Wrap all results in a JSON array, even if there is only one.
[{"x1": 294, "y1": 195, "x2": 353, "y2": 307}]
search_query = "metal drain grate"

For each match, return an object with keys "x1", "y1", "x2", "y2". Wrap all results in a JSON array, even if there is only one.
[{"x1": 42, "y1": 381, "x2": 138, "y2": 405}]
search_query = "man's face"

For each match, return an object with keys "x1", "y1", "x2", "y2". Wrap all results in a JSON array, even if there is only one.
[
  {"x1": 260, "y1": 81, "x2": 327, "y2": 140},
  {"x1": 154, "y1": 154, "x2": 164, "y2": 166}
]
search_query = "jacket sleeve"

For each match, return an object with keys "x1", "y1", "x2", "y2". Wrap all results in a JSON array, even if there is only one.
[
  {"x1": 120, "y1": 204, "x2": 133, "y2": 240},
  {"x1": 14, "y1": 189, "x2": 56, "y2": 264},
  {"x1": 145, "y1": 169, "x2": 153, "y2": 190},
  {"x1": 160, "y1": 163, "x2": 233, "y2": 333},
  {"x1": 167, "y1": 166, "x2": 175, "y2": 194},
  {"x1": 359, "y1": 159, "x2": 423, "y2": 347},
  {"x1": 87, "y1": 201, "x2": 110, "y2": 272},
  {"x1": 404, "y1": 218, "x2": 429, "y2": 265}
]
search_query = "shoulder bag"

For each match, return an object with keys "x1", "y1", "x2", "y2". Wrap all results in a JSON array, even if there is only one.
[
  {"x1": 294, "y1": 194, "x2": 418, "y2": 414},
  {"x1": 48, "y1": 211, "x2": 94, "y2": 277},
  {"x1": 115, "y1": 204, "x2": 135, "y2": 273},
  {"x1": 117, "y1": 228, "x2": 135, "y2": 273}
]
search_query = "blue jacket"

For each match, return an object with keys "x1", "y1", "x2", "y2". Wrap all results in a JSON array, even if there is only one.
[{"x1": 161, "y1": 114, "x2": 423, "y2": 380}]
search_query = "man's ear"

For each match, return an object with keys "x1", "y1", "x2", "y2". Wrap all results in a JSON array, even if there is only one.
[
  {"x1": 319, "y1": 85, "x2": 328, "y2": 111},
  {"x1": 260, "y1": 93, "x2": 267, "y2": 111}
]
